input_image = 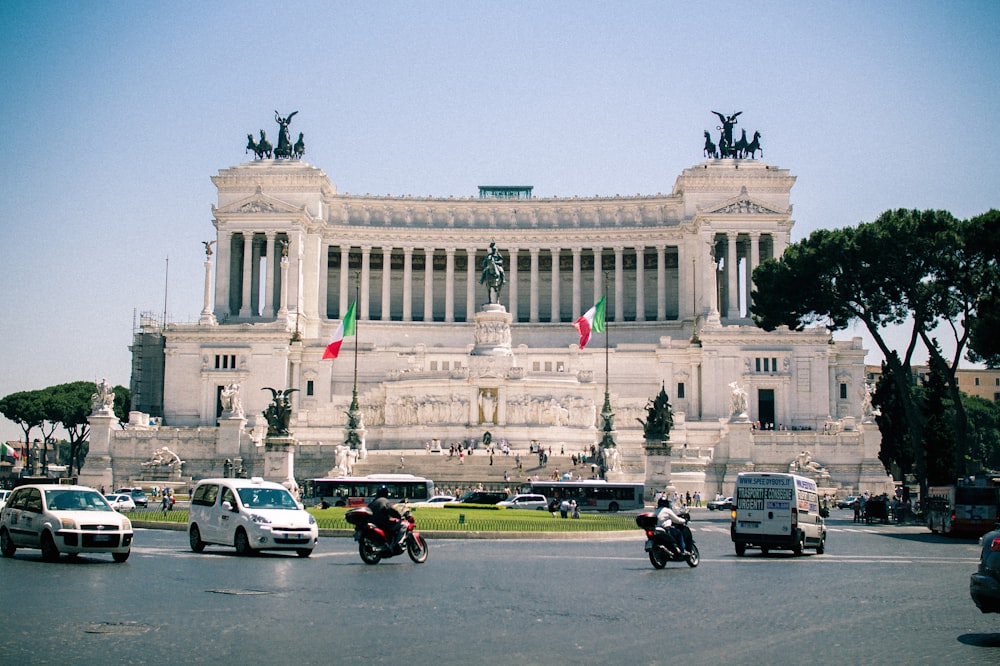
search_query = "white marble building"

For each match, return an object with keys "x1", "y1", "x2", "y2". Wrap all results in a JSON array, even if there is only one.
[{"x1": 118, "y1": 154, "x2": 893, "y2": 496}]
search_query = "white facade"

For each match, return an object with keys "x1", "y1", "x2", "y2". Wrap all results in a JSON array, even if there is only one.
[{"x1": 120, "y1": 155, "x2": 893, "y2": 495}]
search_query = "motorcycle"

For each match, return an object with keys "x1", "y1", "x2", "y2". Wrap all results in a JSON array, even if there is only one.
[
  {"x1": 635, "y1": 512, "x2": 700, "y2": 569},
  {"x1": 345, "y1": 506, "x2": 429, "y2": 565}
]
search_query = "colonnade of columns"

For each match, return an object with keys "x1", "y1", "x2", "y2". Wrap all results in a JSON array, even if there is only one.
[{"x1": 213, "y1": 230, "x2": 783, "y2": 326}]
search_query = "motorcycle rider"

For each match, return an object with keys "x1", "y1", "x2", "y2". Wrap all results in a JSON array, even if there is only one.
[
  {"x1": 368, "y1": 485, "x2": 405, "y2": 548},
  {"x1": 655, "y1": 495, "x2": 688, "y2": 555}
]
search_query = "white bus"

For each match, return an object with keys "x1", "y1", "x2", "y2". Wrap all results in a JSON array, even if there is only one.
[
  {"x1": 521, "y1": 480, "x2": 645, "y2": 512},
  {"x1": 305, "y1": 474, "x2": 436, "y2": 507}
]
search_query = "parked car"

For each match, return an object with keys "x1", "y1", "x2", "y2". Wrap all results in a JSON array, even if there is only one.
[
  {"x1": 187, "y1": 477, "x2": 318, "y2": 557},
  {"x1": 971, "y1": 528, "x2": 1000, "y2": 613},
  {"x1": 458, "y1": 491, "x2": 508, "y2": 505},
  {"x1": 836, "y1": 496, "x2": 859, "y2": 509},
  {"x1": 0, "y1": 484, "x2": 134, "y2": 562},
  {"x1": 104, "y1": 494, "x2": 136, "y2": 512},
  {"x1": 115, "y1": 487, "x2": 148, "y2": 508},
  {"x1": 410, "y1": 495, "x2": 457, "y2": 507},
  {"x1": 497, "y1": 494, "x2": 549, "y2": 510},
  {"x1": 707, "y1": 496, "x2": 733, "y2": 511}
]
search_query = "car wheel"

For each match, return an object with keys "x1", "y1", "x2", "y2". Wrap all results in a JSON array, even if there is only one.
[
  {"x1": 296, "y1": 548, "x2": 313, "y2": 558},
  {"x1": 816, "y1": 536, "x2": 826, "y2": 555},
  {"x1": 735, "y1": 541, "x2": 746, "y2": 556},
  {"x1": 112, "y1": 551, "x2": 130, "y2": 563},
  {"x1": 41, "y1": 531, "x2": 60, "y2": 562},
  {"x1": 760, "y1": 546, "x2": 769, "y2": 555},
  {"x1": 608, "y1": 502, "x2": 619, "y2": 513},
  {"x1": 792, "y1": 533, "x2": 804, "y2": 556},
  {"x1": 234, "y1": 528, "x2": 255, "y2": 556},
  {"x1": 0, "y1": 528, "x2": 16, "y2": 557},
  {"x1": 189, "y1": 524, "x2": 206, "y2": 553}
]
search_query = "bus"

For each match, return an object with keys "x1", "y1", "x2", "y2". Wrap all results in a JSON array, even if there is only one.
[
  {"x1": 926, "y1": 477, "x2": 1000, "y2": 536},
  {"x1": 305, "y1": 474, "x2": 436, "y2": 507},
  {"x1": 520, "y1": 480, "x2": 645, "y2": 512}
]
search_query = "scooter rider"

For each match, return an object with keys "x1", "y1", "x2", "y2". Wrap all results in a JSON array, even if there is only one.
[
  {"x1": 655, "y1": 495, "x2": 687, "y2": 555},
  {"x1": 368, "y1": 485, "x2": 405, "y2": 547}
]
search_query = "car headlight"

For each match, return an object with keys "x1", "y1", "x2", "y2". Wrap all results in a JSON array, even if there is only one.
[
  {"x1": 122, "y1": 517, "x2": 132, "y2": 531},
  {"x1": 248, "y1": 513, "x2": 271, "y2": 524},
  {"x1": 60, "y1": 517, "x2": 77, "y2": 529}
]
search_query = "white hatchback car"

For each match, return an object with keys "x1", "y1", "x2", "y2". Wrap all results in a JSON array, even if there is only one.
[
  {"x1": 497, "y1": 494, "x2": 549, "y2": 510},
  {"x1": 187, "y1": 477, "x2": 318, "y2": 557},
  {"x1": 0, "y1": 484, "x2": 134, "y2": 562},
  {"x1": 104, "y1": 494, "x2": 137, "y2": 512}
]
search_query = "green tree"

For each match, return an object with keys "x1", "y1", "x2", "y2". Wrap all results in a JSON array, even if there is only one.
[
  {"x1": 45, "y1": 382, "x2": 100, "y2": 476},
  {"x1": 0, "y1": 390, "x2": 45, "y2": 445},
  {"x1": 964, "y1": 393, "x2": 1000, "y2": 471},
  {"x1": 921, "y1": 360, "x2": 957, "y2": 486},
  {"x1": 965, "y1": 210, "x2": 1000, "y2": 368},
  {"x1": 751, "y1": 209, "x2": 994, "y2": 498}
]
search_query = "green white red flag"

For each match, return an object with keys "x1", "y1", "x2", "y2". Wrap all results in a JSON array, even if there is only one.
[
  {"x1": 574, "y1": 296, "x2": 606, "y2": 349},
  {"x1": 323, "y1": 300, "x2": 357, "y2": 359}
]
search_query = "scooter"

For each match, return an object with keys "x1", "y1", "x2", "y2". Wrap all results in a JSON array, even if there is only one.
[
  {"x1": 635, "y1": 512, "x2": 700, "y2": 568},
  {"x1": 345, "y1": 506, "x2": 429, "y2": 565}
]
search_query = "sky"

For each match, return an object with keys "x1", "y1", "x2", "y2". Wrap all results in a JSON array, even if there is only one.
[{"x1": 1, "y1": 1, "x2": 998, "y2": 442}]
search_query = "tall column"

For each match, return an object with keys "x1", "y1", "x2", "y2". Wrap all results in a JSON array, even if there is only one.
[
  {"x1": 727, "y1": 232, "x2": 740, "y2": 319},
  {"x1": 656, "y1": 246, "x2": 666, "y2": 321},
  {"x1": 614, "y1": 246, "x2": 624, "y2": 322},
  {"x1": 571, "y1": 248, "x2": 582, "y2": 320},
  {"x1": 238, "y1": 233, "x2": 253, "y2": 318},
  {"x1": 199, "y1": 250, "x2": 217, "y2": 325},
  {"x1": 774, "y1": 231, "x2": 789, "y2": 259},
  {"x1": 265, "y1": 232, "x2": 278, "y2": 317},
  {"x1": 508, "y1": 248, "x2": 518, "y2": 321},
  {"x1": 465, "y1": 248, "x2": 476, "y2": 319},
  {"x1": 593, "y1": 247, "x2": 603, "y2": 305},
  {"x1": 381, "y1": 246, "x2": 392, "y2": 321},
  {"x1": 402, "y1": 247, "x2": 413, "y2": 321},
  {"x1": 529, "y1": 248, "x2": 540, "y2": 323},
  {"x1": 423, "y1": 248, "x2": 434, "y2": 322},
  {"x1": 339, "y1": 246, "x2": 350, "y2": 317},
  {"x1": 317, "y1": 244, "x2": 329, "y2": 319},
  {"x1": 214, "y1": 231, "x2": 231, "y2": 319},
  {"x1": 746, "y1": 233, "x2": 760, "y2": 317},
  {"x1": 360, "y1": 246, "x2": 371, "y2": 321},
  {"x1": 444, "y1": 248, "x2": 455, "y2": 322},
  {"x1": 635, "y1": 247, "x2": 645, "y2": 322},
  {"x1": 550, "y1": 249, "x2": 561, "y2": 323}
]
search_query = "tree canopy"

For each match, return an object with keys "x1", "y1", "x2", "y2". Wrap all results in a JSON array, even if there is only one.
[{"x1": 752, "y1": 208, "x2": 999, "y2": 497}]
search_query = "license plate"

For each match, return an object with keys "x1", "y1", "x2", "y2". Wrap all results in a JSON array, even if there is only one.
[
  {"x1": 92, "y1": 534, "x2": 113, "y2": 542},
  {"x1": 738, "y1": 521, "x2": 760, "y2": 529}
]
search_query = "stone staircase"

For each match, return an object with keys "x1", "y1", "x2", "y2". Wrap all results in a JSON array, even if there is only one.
[{"x1": 349, "y1": 449, "x2": 597, "y2": 494}]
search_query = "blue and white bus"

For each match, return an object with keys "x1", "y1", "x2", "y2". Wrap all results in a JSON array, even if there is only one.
[
  {"x1": 521, "y1": 480, "x2": 645, "y2": 512},
  {"x1": 306, "y1": 474, "x2": 436, "y2": 507}
]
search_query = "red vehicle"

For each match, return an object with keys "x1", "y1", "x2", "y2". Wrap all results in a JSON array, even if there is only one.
[
  {"x1": 927, "y1": 478, "x2": 1000, "y2": 537},
  {"x1": 345, "y1": 506, "x2": 428, "y2": 565}
]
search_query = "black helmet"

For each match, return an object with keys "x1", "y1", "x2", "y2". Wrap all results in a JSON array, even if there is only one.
[
  {"x1": 376, "y1": 485, "x2": 389, "y2": 498},
  {"x1": 657, "y1": 495, "x2": 671, "y2": 508}
]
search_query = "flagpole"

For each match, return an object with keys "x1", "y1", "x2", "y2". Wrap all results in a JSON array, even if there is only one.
[
  {"x1": 352, "y1": 272, "x2": 360, "y2": 392},
  {"x1": 346, "y1": 272, "x2": 362, "y2": 451}
]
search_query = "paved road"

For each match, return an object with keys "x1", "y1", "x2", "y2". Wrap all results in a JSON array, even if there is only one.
[{"x1": 1, "y1": 511, "x2": 997, "y2": 664}]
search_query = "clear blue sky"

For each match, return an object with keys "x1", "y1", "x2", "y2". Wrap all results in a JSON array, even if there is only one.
[{"x1": 2, "y1": 1, "x2": 998, "y2": 441}]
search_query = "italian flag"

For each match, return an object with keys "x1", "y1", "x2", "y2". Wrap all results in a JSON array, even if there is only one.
[
  {"x1": 323, "y1": 300, "x2": 357, "y2": 360},
  {"x1": 574, "y1": 296, "x2": 606, "y2": 349},
  {"x1": 1, "y1": 442, "x2": 19, "y2": 459}
]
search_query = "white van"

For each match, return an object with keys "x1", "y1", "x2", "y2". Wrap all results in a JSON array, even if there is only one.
[
  {"x1": 187, "y1": 477, "x2": 318, "y2": 557},
  {"x1": 730, "y1": 472, "x2": 827, "y2": 556}
]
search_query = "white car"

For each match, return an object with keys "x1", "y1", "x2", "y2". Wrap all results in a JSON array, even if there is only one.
[
  {"x1": 104, "y1": 494, "x2": 137, "y2": 512},
  {"x1": 410, "y1": 495, "x2": 457, "y2": 507},
  {"x1": 0, "y1": 484, "x2": 134, "y2": 562},
  {"x1": 497, "y1": 494, "x2": 549, "y2": 510},
  {"x1": 0, "y1": 489, "x2": 9, "y2": 510},
  {"x1": 187, "y1": 477, "x2": 318, "y2": 557}
]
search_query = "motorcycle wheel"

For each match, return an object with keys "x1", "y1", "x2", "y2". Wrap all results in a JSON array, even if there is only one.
[
  {"x1": 407, "y1": 534, "x2": 429, "y2": 563},
  {"x1": 648, "y1": 546, "x2": 669, "y2": 569},
  {"x1": 359, "y1": 536, "x2": 382, "y2": 565},
  {"x1": 686, "y1": 544, "x2": 700, "y2": 567}
]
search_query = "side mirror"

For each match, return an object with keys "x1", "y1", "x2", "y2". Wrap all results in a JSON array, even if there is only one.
[{"x1": 222, "y1": 500, "x2": 236, "y2": 512}]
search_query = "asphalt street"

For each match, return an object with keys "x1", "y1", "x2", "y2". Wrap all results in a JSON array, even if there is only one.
[{"x1": 1, "y1": 511, "x2": 997, "y2": 665}]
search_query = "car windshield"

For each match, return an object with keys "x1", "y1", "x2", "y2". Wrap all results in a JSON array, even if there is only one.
[
  {"x1": 45, "y1": 489, "x2": 113, "y2": 512},
  {"x1": 237, "y1": 487, "x2": 298, "y2": 509}
]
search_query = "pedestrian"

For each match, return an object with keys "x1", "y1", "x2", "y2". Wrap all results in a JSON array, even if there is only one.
[
  {"x1": 559, "y1": 497, "x2": 570, "y2": 519},
  {"x1": 571, "y1": 500, "x2": 580, "y2": 519},
  {"x1": 490, "y1": 452, "x2": 494, "y2": 466},
  {"x1": 852, "y1": 497, "x2": 861, "y2": 523},
  {"x1": 503, "y1": 470, "x2": 510, "y2": 483},
  {"x1": 161, "y1": 493, "x2": 170, "y2": 511},
  {"x1": 400, "y1": 454, "x2": 405, "y2": 469}
]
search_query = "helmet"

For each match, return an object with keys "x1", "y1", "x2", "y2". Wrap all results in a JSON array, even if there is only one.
[
  {"x1": 657, "y1": 495, "x2": 671, "y2": 508},
  {"x1": 376, "y1": 485, "x2": 389, "y2": 498}
]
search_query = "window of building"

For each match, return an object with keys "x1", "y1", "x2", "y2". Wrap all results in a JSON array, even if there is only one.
[
  {"x1": 430, "y1": 361, "x2": 437, "y2": 371},
  {"x1": 975, "y1": 376, "x2": 981, "y2": 386},
  {"x1": 677, "y1": 382, "x2": 685, "y2": 399},
  {"x1": 214, "y1": 354, "x2": 236, "y2": 370},
  {"x1": 306, "y1": 380, "x2": 314, "y2": 396},
  {"x1": 840, "y1": 383, "x2": 848, "y2": 400}
]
